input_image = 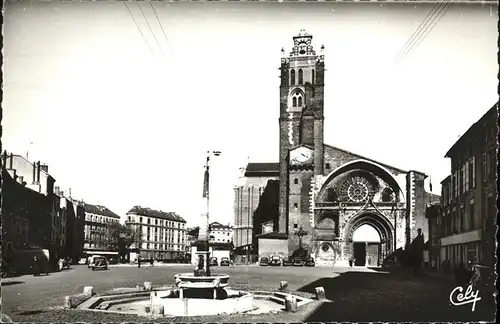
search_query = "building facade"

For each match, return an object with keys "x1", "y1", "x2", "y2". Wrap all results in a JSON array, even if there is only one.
[
  {"x1": 236, "y1": 31, "x2": 432, "y2": 267},
  {"x1": 436, "y1": 103, "x2": 497, "y2": 273},
  {"x1": 125, "y1": 206, "x2": 186, "y2": 260},
  {"x1": 83, "y1": 203, "x2": 121, "y2": 254},
  {"x1": 209, "y1": 222, "x2": 233, "y2": 244},
  {"x1": 233, "y1": 164, "x2": 280, "y2": 263}
]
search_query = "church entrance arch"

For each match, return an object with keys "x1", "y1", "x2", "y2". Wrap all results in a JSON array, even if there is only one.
[{"x1": 345, "y1": 213, "x2": 394, "y2": 267}]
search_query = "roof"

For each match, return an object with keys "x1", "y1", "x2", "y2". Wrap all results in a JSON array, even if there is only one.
[
  {"x1": 127, "y1": 206, "x2": 186, "y2": 223},
  {"x1": 440, "y1": 175, "x2": 451, "y2": 185},
  {"x1": 445, "y1": 103, "x2": 498, "y2": 158},
  {"x1": 324, "y1": 144, "x2": 408, "y2": 174},
  {"x1": 244, "y1": 163, "x2": 280, "y2": 177},
  {"x1": 84, "y1": 203, "x2": 121, "y2": 219},
  {"x1": 6, "y1": 154, "x2": 55, "y2": 180},
  {"x1": 210, "y1": 222, "x2": 232, "y2": 229},
  {"x1": 255, "y1": 232, "x2": 289, "y2": 240}
]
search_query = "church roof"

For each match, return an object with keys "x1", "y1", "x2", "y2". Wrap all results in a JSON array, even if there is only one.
[
  {"x1": 244, "y1": 163, "x2": 280, "y2": 177},
  {"x1": 324, "y1": 144, "x2": 407, "y2": 174},
  {"x1": 127, "y1": 206, "x2": 186, "y2": 223}
]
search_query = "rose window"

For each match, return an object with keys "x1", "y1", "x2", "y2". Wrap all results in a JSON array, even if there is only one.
[{"x1": 339, "y1": 175, "x2": 375, "y2": 203}]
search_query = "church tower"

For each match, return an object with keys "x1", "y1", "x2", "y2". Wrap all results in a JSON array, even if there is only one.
[{"x1": 278, "y1": 30, "x2": 325, "y2": 234}]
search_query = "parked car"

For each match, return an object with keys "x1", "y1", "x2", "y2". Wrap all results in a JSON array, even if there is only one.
[
  {"x1": 259, "y1": 257, "x2": 269, "y2": 266},
  {"x1": 220, "y1": 257, "x2": 230, "y2": 266},
  {"x1": 209, "y1": 257, "x2": 218, "y2": 266},
  {"x1": 91, "y1": 256, "x2": 108, "y2": 271},
  {"x1": 282, "y1": 257, "x2": 291, "y2": 267},
  {"x1": 292, "y1": 257, "x2": 305, "y2": 267},
  {"x1": 305, "y1": 256, "x2": 315, "y2": 267},
  {"x1": 269, "y1": 255, "x2": 282, "y2": 266}
]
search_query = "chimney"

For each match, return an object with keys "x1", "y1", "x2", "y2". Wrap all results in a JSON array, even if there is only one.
[
  {"x1": 18, "y1": 176, "x2": 24, "y2": 184},
  {"x1": 36, "y1": 161, "x2": 41, "y2": 183},
  {"x1": 9, "y1": 153, "x2": 13, "y2": 169},
  {"x1": 55, "y1": 186, "x2": 60, "y2": 195},
  {"x1": 40, "y1": 164, "x2": 48, "y2": 173},
  {"x1": 32, "y1": 162, "x2": 36, "y2": 183},
  {"x1": 60, "y1": 190, "x2": 65, "y2": 197}
]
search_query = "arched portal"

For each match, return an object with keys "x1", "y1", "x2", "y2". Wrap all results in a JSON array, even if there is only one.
[{"x1": 345, "y1": 213, "x2": 394, "y2": 267}]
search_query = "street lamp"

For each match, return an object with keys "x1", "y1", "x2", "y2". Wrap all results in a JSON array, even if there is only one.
[{"x1": 195, "y1": 150, "x2": 221, "y2": 277}]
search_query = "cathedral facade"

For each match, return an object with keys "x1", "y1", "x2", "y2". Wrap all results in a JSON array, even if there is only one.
[{"x1": 237, "y1": 31, "x2": 432, "y2": 267}]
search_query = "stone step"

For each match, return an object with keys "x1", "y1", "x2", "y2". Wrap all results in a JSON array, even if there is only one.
[
  {"x1": 269, "y1": 295, "x2": 286, "y2": 305},
  {"x1": 97, "y1": 296, "x2": 149, "y2": 310},
  {"x1": 100, "y1": 291, "x2": 151, "y2": 302}
]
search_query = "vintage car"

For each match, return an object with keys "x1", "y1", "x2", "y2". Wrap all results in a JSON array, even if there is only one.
[
  {"x1": 269, "y1": 255, "x2": 282, "y2": 266},
  {"x1": 305, "y1": 256, "x2": 315, "y2": 267},
  {"x1": 292, "y1": 256, "x2": 305, "y2": 267},
  {"x1": 91, "y1": 256, "x2": 108, "y2": 271},
  {"x1": 282, "y1": 257, "x2": 291, "y2": 267},
  {"x1": 259, "y1": 257, "x2": 269, "y2": 266},
  {"x1": 220, "y1": 257, "x2": 230, "y2": 266},
  {"x1": 209, "y1": 257, "x2": 218, "y2": 266}
]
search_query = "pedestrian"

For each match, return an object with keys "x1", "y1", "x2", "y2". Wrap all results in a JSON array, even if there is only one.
[
  {"x1": 150, "y1": 258, "x2": 154, "y2": 267},
  {"x1": 138, "y1": 257, "x2": 141, "y2": 268},
  {"x1": 32, "y1": 256, "x2": 40, "y2": 276}
]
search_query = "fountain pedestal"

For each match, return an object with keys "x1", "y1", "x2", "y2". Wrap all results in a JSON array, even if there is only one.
[{"x1": 194, "y1": 250, "x2": 211, "y2": 277}]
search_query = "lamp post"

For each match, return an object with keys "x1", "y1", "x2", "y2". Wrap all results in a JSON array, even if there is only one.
[{"x1": 196, "y1": 150, "x2": 221, "y2": 277}]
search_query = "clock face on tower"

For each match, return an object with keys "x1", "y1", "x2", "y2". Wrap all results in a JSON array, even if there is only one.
[{"x1": 290, "y1": 147, "x2": 312, "y2": 164}]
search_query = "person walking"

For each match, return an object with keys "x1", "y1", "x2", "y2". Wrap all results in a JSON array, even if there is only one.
[{"x1": 137, "y1": 257, "x2": 141, "y2": 268}]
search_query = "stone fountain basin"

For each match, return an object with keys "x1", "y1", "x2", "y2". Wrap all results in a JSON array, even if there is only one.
[
  {"x1": 151, "y1": 288, "x2": 253, "y2": 316},
  {"x1": 174, "y1": 273, "x2": 230, "y2": 287}
]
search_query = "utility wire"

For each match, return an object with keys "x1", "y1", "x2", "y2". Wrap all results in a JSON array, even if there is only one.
[
  {"x1": 123, "y1": 1, "x2": 155, "y2": 57},
  {"x1": 148, "y1": 0, "x2": 176, "y2": 58},
  {"x1": 136, "y1": 0, "x2": 166, "y2": 58},
  {"x1": 394, "y1": 1, "x2": 444, "y2": 61},
  {"x1": 394, "y1": 1, "x2": 450, "y2": 62},
  {"x1": 398, "y1": 1, "x2": 454, "y2": 61}
]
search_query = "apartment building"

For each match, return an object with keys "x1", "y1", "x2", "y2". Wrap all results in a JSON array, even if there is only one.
[
  {"x1": 209, "y1": 222, "x2": 233, "y2": 244},
  {"x1": 125, "y1": 206, "x2": 186, "y2": 260},
  {"x1": 83, "y1": 203, "x2": 121, "y2": 255},
  {"x1": 437, "y1": 103, "x2": 497, "y2": 271}
]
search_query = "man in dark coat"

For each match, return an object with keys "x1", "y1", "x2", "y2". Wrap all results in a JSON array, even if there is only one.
[{"x1": 412, "y1": 228, "x2": 425, "y2": 276}]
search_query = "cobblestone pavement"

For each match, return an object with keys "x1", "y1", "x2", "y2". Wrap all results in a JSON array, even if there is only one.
[{"x1": 1, "y1": 265, "x2": 495, "y2": 322}]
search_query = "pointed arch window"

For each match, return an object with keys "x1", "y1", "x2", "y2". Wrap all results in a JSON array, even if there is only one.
[
  {"x1": 291, "y1": 91, "x2": 303, "y2": 108},
  {"x1": 298, "y1": 69, "x2": 303, "y2": 85},
  {"x1": 312, "y1": 69, "x2": 315, "y2": 84},
  {"x1": 290, "y1": 69, "x2": 295, "y2": 86}
]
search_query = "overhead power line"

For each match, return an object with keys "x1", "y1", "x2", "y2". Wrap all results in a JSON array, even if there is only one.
[
  {"x1": 136, "y1": 1, "x2": 166, "y2": 58},
  {"x1": 148, "y1": 1, "x2": 176, "y2": 59},
  {"x1": 395, "y1": 0, "x2": 455, "y2": 62},
  {"x1": 123, "y1": 1, "x2": 155, "y2": 57}
]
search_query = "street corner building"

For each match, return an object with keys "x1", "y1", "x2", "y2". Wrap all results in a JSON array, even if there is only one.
[{"x1": 233, "y1": 31, "x2": 434, "y2": 267}]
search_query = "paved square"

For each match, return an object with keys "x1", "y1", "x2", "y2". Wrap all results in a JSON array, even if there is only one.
[{"x1": 1, "y1": 265, "x2": 495, "y2": 322}]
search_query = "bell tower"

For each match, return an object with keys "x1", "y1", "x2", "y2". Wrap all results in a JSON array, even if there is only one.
[{"x1": 278, "y1": 30, "x2": 325, "y2": 234}]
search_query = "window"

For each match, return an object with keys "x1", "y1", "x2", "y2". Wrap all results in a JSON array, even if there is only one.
[
  {"x1": 452, "y1": 173, "x2": 457, "y2": 198},
  {"x1": 469, "y1": 157, "x2": 475, "y2": 189},
  {"x1": 465, "y1": 162, "x2": 469, "y2": 191},
  {"x1": 312, "y1": 69, "x2": 315, "y2": 84},
  {"x1": 298, "y1": 69, "x2": 303, "y2": 84},
  {"x1": 139, "y1": 217, "x2": 143, "y2": 223},
  {"x1": 292, "y1": 91, "x2": 303, "y2": 108},
  {"x1": 290, "y1": 69, "x2": 295, "y2": 85},
  {"x1": 298, "y1": 96, "x2": 303, "y2": 107},
  {"x1": 294, "y1": 178, "x2": 299, "y2": 184},
  {"x1": 326, "y1": 163, "x2": 331, "y2": 169},
  {"x1": 459, "y1": 167, "x2": 463, "y2": 195},
  {"x1": 155, "y1": 219, "x2": 158, "y2": 225},
  {"x1": 482, "y1": 152, "x2": 487, "y2": 181},
  {"x1": 293, "y1": 203, "x2": 298, "y2": 208},
  {"x1": 147, "y1": 218, "x2": 151, "y2": 225},
  {"x1": 469, "y1": 204, "x2": 474, "y2": 230},
  {"x1": 460, "y1": 208, "x2": 465, "y2": 232}
]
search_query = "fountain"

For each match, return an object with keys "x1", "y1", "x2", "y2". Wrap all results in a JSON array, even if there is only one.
[{"x1": 70, "y1": 151, "x2": 312, "y2": 318}]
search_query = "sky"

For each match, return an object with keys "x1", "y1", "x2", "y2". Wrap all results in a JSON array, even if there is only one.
[{"x1": 2, "y1": 1, "x2": 498, "y2": 227}]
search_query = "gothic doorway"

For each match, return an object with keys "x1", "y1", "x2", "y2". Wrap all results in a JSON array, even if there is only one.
[{"x1": 346, "y1": 213, "x2": 394, "y2": 267}]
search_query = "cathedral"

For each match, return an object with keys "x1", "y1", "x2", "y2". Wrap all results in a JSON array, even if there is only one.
[{"x1": 233, "y1": 30, "x2": 434, "y2": 267}]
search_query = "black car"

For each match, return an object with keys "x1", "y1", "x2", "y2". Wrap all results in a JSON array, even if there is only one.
[
  {"x1": 292, "y1": 257, "x2": 305, "y2": 267},
  {"x1": 259, "y1": 257, "x2": 269, "y2": 266},
  {"x1": 209, "y1": 257, "x2": 218, "y2": 266},
  {"x1": 220, "y1": 257, "x2": 230, "y2": 266},
  {"x1": 282, "y1": 257, "x2": 291, "y2": 267},
  {"x1": 269, "y1": 256, "x2": 282, "y2": 266},
  {"x1": 305, "y1": 257, "x2": 315, "y2": 267}
]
